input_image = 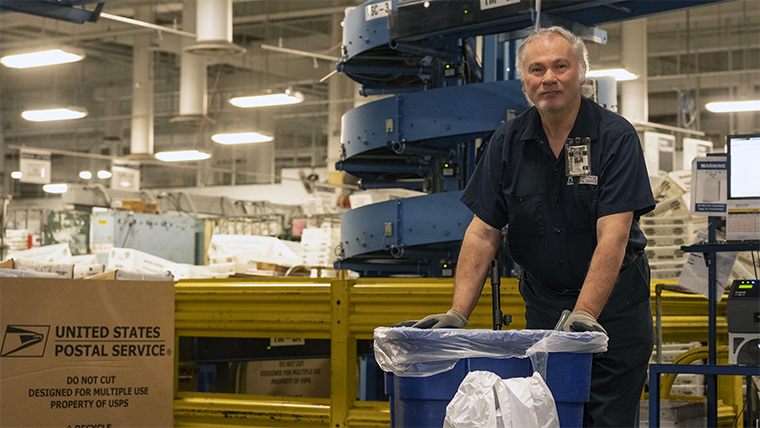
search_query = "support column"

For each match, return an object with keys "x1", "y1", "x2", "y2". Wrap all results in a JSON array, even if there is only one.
[
  {"x1": 131, "y1": 5, "x2": 154, "y2": 156},
  {"x1": 620, "y1": 19, "x2": 648, "y2": 123},
  {"x1": 248, "y1": 110, "x2": 275, "y2": 184},
  {"x1": 180, "y1": 1, "x2": 207, "y2": 118},
  {"x1": 734, "y1": 77, "x2": 756, "y2": 134},
  {"x1": 330, "y1": 278, "x2": 356, "y2": 428},
  {"x1": 0, "y1": 119, "x2": 6, "y2": 197}
]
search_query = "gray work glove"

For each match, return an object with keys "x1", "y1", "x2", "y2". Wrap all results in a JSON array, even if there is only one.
[
  {"x1": 554, "y1": 309, "x2": 607, "y2": 335},
  {"x1": 393, "y1": 309, "x2": 468, "y2": 329}
]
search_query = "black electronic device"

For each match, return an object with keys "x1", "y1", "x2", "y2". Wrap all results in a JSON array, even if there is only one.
[{"x1": 726, "y1": 279, "x2": 760, "y2": 365}]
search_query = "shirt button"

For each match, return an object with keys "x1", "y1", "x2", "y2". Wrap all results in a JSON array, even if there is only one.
[
  {"x1": 553, "y1": 196, "x2": 559, "y2": 203},
  {"x1": 558, "y1": 259, "x2": 565, "y2": 266},
  {"x1": 553, "y1": 167, "x2": 559, "y2": 172},
  {"x1": 554, "y1": 228, "x2": 561, "y2": 234}
]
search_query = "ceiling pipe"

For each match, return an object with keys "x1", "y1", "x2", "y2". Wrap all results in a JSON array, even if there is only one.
[
  {"x1": 100, "y1": 12, "x2": 196, "y2": 38},
  {"x1": 184, "y1": 0, "x2": 246, "y2": 57},
  {"x1": 129, "y1": 5, "x2": 155, "y2": 160},
  {"x1": 171, "y1": 0, "x2": 209, "y2": 125}
]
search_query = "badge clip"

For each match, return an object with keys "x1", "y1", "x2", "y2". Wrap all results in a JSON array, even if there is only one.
[{"x1": 565, "y1": 137, "x2": 591, "y2": 184}]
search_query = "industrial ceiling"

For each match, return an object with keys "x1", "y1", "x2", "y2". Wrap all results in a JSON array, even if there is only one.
[{"x1": 0, "y1": 0, "x2": 758, "y2": 199}]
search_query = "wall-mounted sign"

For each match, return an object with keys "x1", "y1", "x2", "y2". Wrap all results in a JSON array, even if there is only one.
[
  {"x1": 19, "y1": 149, "x2": 51, "y2": 184},
  {"x1": 112, "y1": 160, "x2": 140, "y2": 191}
]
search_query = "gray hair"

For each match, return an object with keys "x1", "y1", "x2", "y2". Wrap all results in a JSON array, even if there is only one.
[{"x1": 515, "y1": 26, "x2": 589, "y2": 84}]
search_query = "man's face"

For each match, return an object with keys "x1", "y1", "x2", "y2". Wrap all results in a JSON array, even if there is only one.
[{"x1": 521, "y1": 35, "x2": 582, "y2": 114}]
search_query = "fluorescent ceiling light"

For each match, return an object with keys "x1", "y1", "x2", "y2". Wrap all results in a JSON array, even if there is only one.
[
  {"x1": 79, "y1": 171, "x2": 92, "y2": 180},
  {"x1": 229, "y1": 90, "x2": 304, "y2": 108},
  {"x1": 212, "y1": 132, "x2": 274, "y2": 145},
  {"x1": 42, "y1": 183, "x2": 68, "y2": 194},
  {"x1": 587, "y1": 68, "x2": 638, "y2": 81},
  {"x1": 97, "y1": 170, "x2": 112, "y2": 179},
  {"x1": 1, "y1": 48, "x2": 85, "y2": 69},
  {"x1": 705, "y1": 100, "x2": 760, "y2": 113},
  {"x1": 155, "y1": 150, "x2": 212, "y2": 162},
  {"x1": 22, "y1": 107, "x2": 88, "y2": 122},
  {"x1": 11, "y1": 171, "x2": 22, "y2": 179}
]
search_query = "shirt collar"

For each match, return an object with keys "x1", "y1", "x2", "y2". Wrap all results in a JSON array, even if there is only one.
[{"x1": 518, "y1": 97, "x2": 599, "y2": 142}]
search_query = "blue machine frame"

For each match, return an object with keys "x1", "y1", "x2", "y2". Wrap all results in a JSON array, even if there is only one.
[
  {"x1": 0, "y1": 0, "x2": 108, "y2": 24},
  {"x1": 335, "y1": 0, "x2": 726, "y2": 277}
]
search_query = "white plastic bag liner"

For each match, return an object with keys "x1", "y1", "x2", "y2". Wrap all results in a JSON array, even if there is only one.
[
  {"x1": 374, "y1": 327, "x2": 607, "y2": 379},
  {"x1": 443, "y1": 371, "x2": 560, "y2": 428},
  {"x1": 442, "y1": 371, "x2": 500, "y2": 428}
]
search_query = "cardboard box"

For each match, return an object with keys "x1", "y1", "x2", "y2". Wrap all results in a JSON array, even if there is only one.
[
  {"x1": 9, "y1": 243, "x2": 72, "y2": 264},
  {"x1": 239, "y1": 357, "x2": 331, "y2": 398},
  {"x1": 0, "y1": 269, "x2": 59, "y2": 278},
  {"x1": 652, "y1": 170, "x2": 691, "y2": 201},
  {"x1": 13, "y1": 259, "x2": 74, "y2": 278},
  {"x1": 87, "y1": 269, "x2": 175, "y2": 281},
  {"x1": 74, "y1": 263, "x2": 105, "y2": 278},
  {"x1": 111, "y1": 199, "x2": 158, "y2": 214},
  {"x1": 0, "y1": 278, "x2": 174, "y2": 427}
]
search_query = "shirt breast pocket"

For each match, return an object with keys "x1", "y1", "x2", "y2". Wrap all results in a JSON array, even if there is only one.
[
  {"x1": 505, "y1": 193, "x2": 545, "y2": 236},
  {"x1": 567, "y1": 188, "x2": 598, "y2": 234}
]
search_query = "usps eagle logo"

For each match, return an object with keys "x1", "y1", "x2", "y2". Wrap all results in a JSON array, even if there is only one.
[{"x1": 1, "y1": 325, "x2": 49, "y2": 357}]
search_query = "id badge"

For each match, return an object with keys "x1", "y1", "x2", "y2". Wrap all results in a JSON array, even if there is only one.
[{"x1": 565, "y1": 137, "x2": 591, "y2": 177}]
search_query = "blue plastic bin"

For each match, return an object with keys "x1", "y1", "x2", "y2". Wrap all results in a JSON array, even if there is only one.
[
  {"x1": 384, "y1": 352, "x2": 592, "y2": 428},
  {"x1": 375, "y1": 328, "x2": 605, "y2": 428}
]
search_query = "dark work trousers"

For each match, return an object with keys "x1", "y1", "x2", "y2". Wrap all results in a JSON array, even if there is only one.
[{"x1": 519, "y1": 255, "x2": 654, "y2": 428}]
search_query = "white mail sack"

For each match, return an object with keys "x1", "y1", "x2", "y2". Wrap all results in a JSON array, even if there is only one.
[{"x1": 443, "y1": 371, "x2": 560, "y2": 428}]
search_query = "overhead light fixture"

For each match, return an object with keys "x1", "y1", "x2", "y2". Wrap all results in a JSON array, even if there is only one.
[
  {"x1": 42, "y1": 183, "x2": 68, "y2": 194},
  {"x1": 11, "y1": 171, "x2": 22, "y2": 179},
  {"x1": 22, "y1": 107, "x2": 88, "y2": 122},
  {"x1": 587, "y1": 68, "x2": 638, "y2": 81},
  {"x1": 212, "y1": 132, "x2": 274, "y2": 145},
  {"x1": 97, "y1": 170, "x2": 112, "y2": 179},
  {"x1": 705, "y1": 100, "x2": 760, "y2": 113},
  {"x1": 79, "y1": 171, "x2": 92, "y2": 180},
  {"x1": 229, "y1": 89, "x2": 304, "y2": 108},
  {"x1": 1, "y1": 48, "x2": 85, "y2": 69},
  {"x1": 154, "y1": 149, "x2": 211, "y2": 162}
]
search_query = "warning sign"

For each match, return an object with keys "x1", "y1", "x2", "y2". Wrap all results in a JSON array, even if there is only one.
[{"x1": 0, "y1": 278, "x2": 174, "y2": 427}]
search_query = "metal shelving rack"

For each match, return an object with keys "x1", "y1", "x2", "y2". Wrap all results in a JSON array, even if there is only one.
[{"x1": 649, "y1": 217, "x2": 760, "y2": 427}]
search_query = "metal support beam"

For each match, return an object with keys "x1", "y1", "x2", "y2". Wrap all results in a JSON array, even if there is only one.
[{"x1": 172, "y1": 277, "x2": 735, "y2": 426}]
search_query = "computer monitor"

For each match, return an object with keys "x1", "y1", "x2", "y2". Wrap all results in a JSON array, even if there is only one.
[{"x1": 727, "y1": 134, "x2": 760, "y2": 200}]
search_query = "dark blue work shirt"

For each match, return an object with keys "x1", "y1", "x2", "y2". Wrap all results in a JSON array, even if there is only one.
[{"x1": 461, "y1": 97, "x2": 656, "y2": 290}]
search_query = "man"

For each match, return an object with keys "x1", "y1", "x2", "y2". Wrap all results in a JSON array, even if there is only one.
[{"x1": 403, "y1": 27, "x2": 656, "y2": 427}]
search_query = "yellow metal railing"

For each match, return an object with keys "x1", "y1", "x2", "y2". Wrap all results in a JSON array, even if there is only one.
[{"x1": 174, "y1": 277, "x2": 728, "y2": 427}]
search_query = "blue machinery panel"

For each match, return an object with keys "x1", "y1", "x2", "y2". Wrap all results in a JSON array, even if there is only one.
[
  {"x1": 0, "y1": 0, "x2": 109, "y2": 24},
  {"x1": 338, "y1": 191, "x2": 473, "y2": 277},
  {"x1": 335, "y1": 0, "x2": 726, "y2": 277},
  {"x1": 388, "y1": 0, "x2": 726, "y2": 42},
  {"x1": 337, "y1": 80, "x2": 528, "y2": 192},
  {"x1": 340, "y1": 80, "x2": 527, "y2": 160}
]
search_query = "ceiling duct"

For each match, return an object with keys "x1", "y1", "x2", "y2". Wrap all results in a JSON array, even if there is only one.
[
  {"x1": 184, "y1": 0, "x2": 246, "y2": 57},
  {"x1": 171, "y1": 0, "x2": 209, "y2": 125},
  {"x1": 129, "y1": 5, "x2": 155, "y2": 160}
]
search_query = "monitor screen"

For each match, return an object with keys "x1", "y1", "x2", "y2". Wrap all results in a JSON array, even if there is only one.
[{"x1": 727, "y1": 134, "x2": 760, "y2": 199}]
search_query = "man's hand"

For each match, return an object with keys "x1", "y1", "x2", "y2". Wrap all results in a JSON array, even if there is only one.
[
  {"x1": 554, "y1": 309, "x2": 607, "y2": 334},
  {"x1": 393, "y1": 309, "x2": 468, "y2": 329}
]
